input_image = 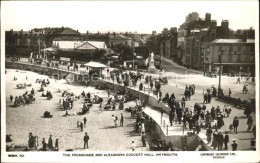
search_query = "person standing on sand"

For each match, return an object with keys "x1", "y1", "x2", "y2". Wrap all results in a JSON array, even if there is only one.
[
  {"x1": 99, "y1": 102, "x2": 102, "y2": 112},
  {"x1": 112, "y1": 115, "x2": 116, "y2": 128},
  {"x1": 80, "y1": 122, "x2": 84, "y2": 132},
  {"x1": 42, "y1": 138, "x2": 47, "y2": 151},
  {"x1": 83, "y1": 117, "x2": 87, "y2": 127},
  {"x1": 131, "y1": 141, "x2": 135, "y2": 151},
  {"x1": 115, "y1": 116, "x2": 118, "y2": 128},
  {"x1": 120, "y1": 113, "x2": 124, "y2": 127},
  {"x1": 54, "y1": 138, "x2": 59, "y2": 151},
  {"x1": 10, "y1": 95, "x2": 13, "y2": 102},
  {"x1": 84, "y1": 132, "x2": 89, "y2": 149},
  {"x1": 48, "y1": 135, "x2": 53, "y2": 151}
]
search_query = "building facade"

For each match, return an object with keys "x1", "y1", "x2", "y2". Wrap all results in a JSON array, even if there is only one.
[
  {"x1": 109, "y1": 34, "x2": 132, "y2": 48},
  {"x1": 204, "y1": 39, "x2": 255, "y2": 74}
]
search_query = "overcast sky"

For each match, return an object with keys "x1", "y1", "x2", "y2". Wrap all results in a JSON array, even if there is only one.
[{"x1": 2, "y1": 1, "x2": 258, "y2": 34}]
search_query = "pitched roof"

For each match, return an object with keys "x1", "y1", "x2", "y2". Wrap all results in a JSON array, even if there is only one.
[{"x1": 59, "y1": 28, "x2": 80, "y2": 35}]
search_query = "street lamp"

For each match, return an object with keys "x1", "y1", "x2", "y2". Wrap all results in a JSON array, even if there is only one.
[{"x1": 218, "y1": 50, "x2": 223, "y2": 98}]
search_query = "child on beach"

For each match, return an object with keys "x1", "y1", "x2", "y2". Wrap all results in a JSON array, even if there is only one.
[
  {"x1": 229, "y1": 124, "x2": 233, "y2": 132},
  {"x1": 131, "y1": 141, "x2": 135, "y2": 151}
]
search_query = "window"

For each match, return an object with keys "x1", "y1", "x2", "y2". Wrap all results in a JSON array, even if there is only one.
[
  {"x1": 125, "y1": 42, "x2": 127, "y2": 45},
  {"x1": 238, "y1": 46, "x2": 241, "y2": 51},
  {"x1": 219, "y1": 46, "x2": 222, "y2": 51}
]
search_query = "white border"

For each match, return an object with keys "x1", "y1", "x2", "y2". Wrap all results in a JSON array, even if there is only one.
[{"x1": 1, "y1": 1, "x2": 259, "y2": 163}]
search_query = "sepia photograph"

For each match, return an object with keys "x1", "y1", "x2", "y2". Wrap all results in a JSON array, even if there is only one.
[{"x1": 1, "y1": 0, "x2": 259, "y2": 162}]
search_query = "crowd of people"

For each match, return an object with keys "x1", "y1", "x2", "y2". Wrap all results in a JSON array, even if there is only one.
[
  {"x1": 7, "y1": 59, "x2": 255, "y2": 152},
  {"x1": 10, "y1": 88, "x2": 35, "y2": 107}
]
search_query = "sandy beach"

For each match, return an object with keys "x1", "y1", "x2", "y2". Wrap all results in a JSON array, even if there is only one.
[{"x1": 5, "y1": 69, "x2": 147, "y2": 151}]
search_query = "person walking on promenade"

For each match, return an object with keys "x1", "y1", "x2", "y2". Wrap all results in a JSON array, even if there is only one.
[
  {"x1": 236, "y1": 76, "x2": 240, "y2": 84},
  {"x1": 84, "y1": 132, "x2": 89, "y2": 149},
  {"x1": 181, "y1": 96, "x2": 185, "y2": 108},
  {"x1": 169, "y1": 109, "x2": 174, "y2": 126},
  {"x1": 120, "y1": 113, "x2": 124, "y2": 127},
  {"x1": 247, "y1": 115, "x2": 253, "y2": 131},
  {"x1": 203, "y1": 92, "x2": 208, "y2": 104},
  {"x1": 139, "y1": 82, "x2": 143, "y2": 91},
  {"x1": 233, "y1": 116, "x2": 239, "y2": 134},
  {"x1": 83, "y1": 117, "x2": 87, "y2": 127},
  {"x1": 150, "y1": 81, "x2": 153, "y2": 90},
  {"x1": 141, "y1": 132, "x2": 146, "y2": 147},
  {"x1": 205, "y1": 112, "x2": 212, "y2": 128},
  {"x1": 244, "y1": 106, "x2": 251, "y2": 118},
  {"x1": 208, "y1": 93, "x2": 212, "y2": 104},
  {"x1": 231, "y1": 139, "x2": 238, "y2": 151},
  {"x1": 48, "y1": 135, "x2": 53, "y2": 151},
  {"x1": 211, "y1": 107, "x2": 216, "y2": 120},
  {"x1": 224, "y1": 131, "x2": 229, "y2": 150},
  {"x1": 160, "y1": 107, "x2": 164, "y2": 124},
  {"x1": 228, "y1": 88, "x2": 232, "y2": 98},
  {"x1": 212, "y1": 129, "x2": 218, "y2": 150},
  {"x1": 80, "y1": 122, "x2": 84, "y2": 132},
  {"x1": 217, "y1": 132, "x2": 224, "y2": 151},
  {"x1": 206, "y1": 126, "x2": 213, "y2": 145},
  {"x1": 10, "y1": 95, "x2": 13, "y2": 102}
]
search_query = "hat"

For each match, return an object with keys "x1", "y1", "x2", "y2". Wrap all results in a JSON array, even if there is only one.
[{"x1": 232, "y1": 139, "x2": 236, "y2": 141}]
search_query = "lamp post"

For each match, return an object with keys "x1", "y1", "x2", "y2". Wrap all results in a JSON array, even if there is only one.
[{"x1": 218, "y1": 50, "x2": 223, "y2": 98}]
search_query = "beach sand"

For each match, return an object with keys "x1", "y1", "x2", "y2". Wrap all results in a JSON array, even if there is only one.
[{"x1": 5, "y1": 69, "x2": 147, "y2": 151}]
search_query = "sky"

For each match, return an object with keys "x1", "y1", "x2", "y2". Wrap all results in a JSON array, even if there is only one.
[{"x1": 2, "y1": 1, "x2": 259, "y2": 34}]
